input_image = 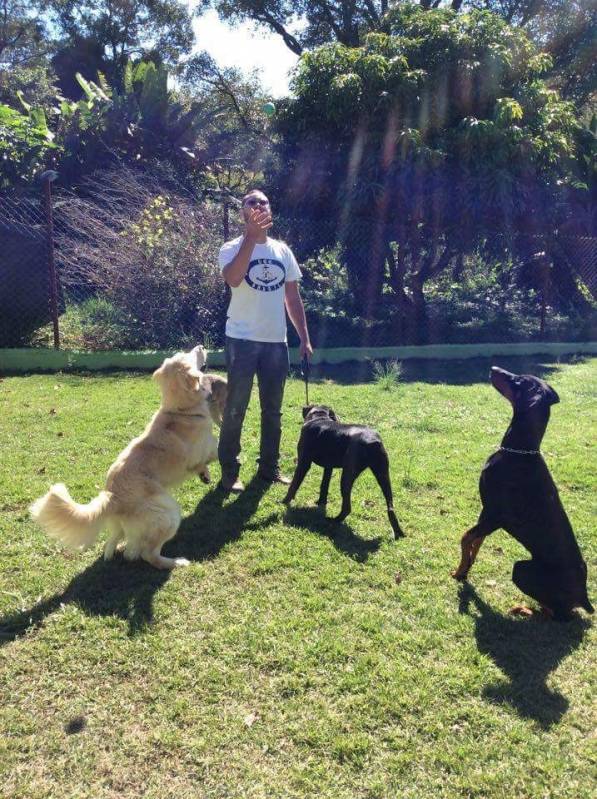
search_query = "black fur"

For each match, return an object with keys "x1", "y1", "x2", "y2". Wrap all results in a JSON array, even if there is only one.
[
  {"x1": 283, "y1": 405, "x2": 404, "y2": 539},
  {"x1": 452, "y1": 367, "x2": 593, "y2": 620}
]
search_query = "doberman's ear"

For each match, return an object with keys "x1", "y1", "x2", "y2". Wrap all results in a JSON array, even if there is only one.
[
  {"x1": 527, "y1": 382, "x2": 560, "y2": 409},
  {"x1": 302, "y1": 405, "x2": 313, "y2": 420},
  {"x1": 328, "y1": 407, "x2": 339, "y2": 421},
  {"x1": 547, "y1": 385, "x2": 560, "y2": 405}
]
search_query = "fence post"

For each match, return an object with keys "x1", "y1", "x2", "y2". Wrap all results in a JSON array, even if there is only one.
[
  {"x1": 539, "y1": 252, "x2": 550, "y2": 340},
  {"x1": 41, "y1": 170, "x2": 60, "y2": 349},
  {"x1": 223, "y1": 200, "x2": 230, "y2": 241}
]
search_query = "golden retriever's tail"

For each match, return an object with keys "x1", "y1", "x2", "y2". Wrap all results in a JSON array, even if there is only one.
[{"x1": 29, "y1": 484, "x2": 113, "y2": 551}]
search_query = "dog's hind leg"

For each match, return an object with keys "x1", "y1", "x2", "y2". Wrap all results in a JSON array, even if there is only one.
[
  {"x1": 512, "y1": 560, "x2": 569, "y2": 620},
  {"x1": 317, "y1": 468, "x2": 333, "y2": 507},
  {"x1": 140, "y1": 496, "x2": 189, "y2": 570},
  {"x1": 104, "y1": 519, "x2": 124, "y2": 560},
  {"x1": 143, "y1": 548, "x2": 190, "y2": 570},
  {"x1": 335, "y1": 453, "x2": 366, "y2": 523},
  {"x1": 369, "y1": 447, "x2": 404, "y2": 539},
  {"x1": 451, "y1": 512, "x2": 497, "y2": 581}
]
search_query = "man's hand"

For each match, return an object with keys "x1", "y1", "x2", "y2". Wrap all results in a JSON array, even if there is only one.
[
  {"x1": 299, "y1": 338, "x2": 313, "y2": 360},
  {"x1": 222, "y1": 207, "x2": 272, "y2": 287},
  {"x1": 245, "y1": 207, "x2": 273, "y2": 241}
]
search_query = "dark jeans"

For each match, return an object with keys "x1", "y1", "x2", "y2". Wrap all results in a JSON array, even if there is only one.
[{"x1": 218, "y1": 337, "x2": 289, "y2": 483}]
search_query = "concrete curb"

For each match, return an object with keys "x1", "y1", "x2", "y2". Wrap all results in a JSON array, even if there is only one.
[{"x1": 1, "y1": 342, "x2": 595, "y2": 374}]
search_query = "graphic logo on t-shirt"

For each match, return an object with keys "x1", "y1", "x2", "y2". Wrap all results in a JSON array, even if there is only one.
[{"x1": 245, "y1": 258, "x2": 286, "y2": 292}]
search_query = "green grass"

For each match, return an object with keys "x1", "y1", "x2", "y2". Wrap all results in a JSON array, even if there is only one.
[{"x1": 0, "y1": 356, "x2": 595, "y2": 799}]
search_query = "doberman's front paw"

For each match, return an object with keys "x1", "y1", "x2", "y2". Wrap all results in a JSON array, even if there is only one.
[
  {"x1": 508, "y1": 604, "x2": 534, "y2": 617},
  {"x1": 451, "y1": 569, "x2": 468, "y2": 581}
]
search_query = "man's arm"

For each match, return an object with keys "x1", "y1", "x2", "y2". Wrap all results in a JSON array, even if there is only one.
[
  {"x1": 221, "y1": 208, "x2": 272, "y2": 287},
  {"x1": 285, "y1": 281, "x2": 313, "y2": 360}
]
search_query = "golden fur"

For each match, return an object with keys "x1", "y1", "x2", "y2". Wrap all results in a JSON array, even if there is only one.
[
  {"x1": 203, "y1": 372, "x2": 227, "y2": 427},
  {"x1": 30, "y1": 346, "x2": 217, "y2": 570}
]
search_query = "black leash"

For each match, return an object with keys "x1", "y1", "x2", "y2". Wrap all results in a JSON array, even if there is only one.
[{"x1": 301, "y1": 355, "x2": 310, "y2": 406}]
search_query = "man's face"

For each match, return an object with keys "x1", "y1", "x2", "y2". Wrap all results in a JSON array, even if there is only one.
[{"x1": 242, "y1": 192, "x2": 271, "y2": 224}]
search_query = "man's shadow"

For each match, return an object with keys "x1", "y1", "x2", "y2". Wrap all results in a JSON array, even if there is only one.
[
  {"x1": 0, "y1": 476, "x2": 270, "y2": 645},
  {"x1": 458, "y1": 583, "x2": 590, "y2": 729},
  {"x1": 164, "y1": 475, "x2": 271, "y2": 561}
]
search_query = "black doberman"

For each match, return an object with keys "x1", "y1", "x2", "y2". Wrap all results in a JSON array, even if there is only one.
[
  {"x1": 282, "y1": 405, "x2": 404, "y2": 539},
  {"x1": 452, "y1": 367, "x2": 593, "y2": 620}
]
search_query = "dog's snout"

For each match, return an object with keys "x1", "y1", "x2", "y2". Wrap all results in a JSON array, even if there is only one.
[{"x1": 490, "y1": 366, "x2": 514, "y2": 380}]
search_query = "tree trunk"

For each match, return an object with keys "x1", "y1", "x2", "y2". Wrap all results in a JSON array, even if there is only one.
[
  {"x1": 386, "y1": 244, "x2": 412, "y2": 344},
  {"x1": 411, "y1": 272, "x2": 429, "y2": 344},
  {"x1": 342, "y1": 217, "x2": 386, "y2": 319}
]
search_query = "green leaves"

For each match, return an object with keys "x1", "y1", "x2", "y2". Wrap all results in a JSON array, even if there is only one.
[
  {"x1": 0, "y1": 103, "x2": 56, "y2": 187},
  {"x1": 494, "y1": 98, "x2": 524, "y2": 125}
]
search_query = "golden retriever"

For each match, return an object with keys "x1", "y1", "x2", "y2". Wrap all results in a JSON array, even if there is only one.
[
  {"x1": 30, "y1": 346, "x2": 218, "y2": 569},
  {"x1": 203, "y1": 372, "x2": 227, "y2": 427}
]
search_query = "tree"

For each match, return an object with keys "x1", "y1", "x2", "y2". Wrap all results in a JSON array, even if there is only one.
[
  {"x1": 196, "y1": 1, "x2": 436, "y2": 54},
  {"x1": 51, "y1": 62, "x2": 236, "y2": 185},
  {"x1": 48, "y1": 0, "x2": 195, "y2": 91},
  {"x1": 199, "y1": 1, "x2": 596, "y2": 109},
  {"x1": 0, "y1": 1, "x2": 58, "y2": 107},
  {"x1": 272, "y1": 5, "x2": 591, "y2": 341},
  {"x1": 0, "y1": 0, "x2": 46, "y2": 67},
  {"x1": 196, "y1": 2, "x2": 526, "y2": 55},
  {"x1": 181, "y1": 53, "x2": 279, "y2": 185},
  {"x1": 467, "y1": 2, "x2": 597, "y2": 107}
]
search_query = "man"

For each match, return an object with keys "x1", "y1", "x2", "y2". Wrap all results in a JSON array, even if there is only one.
[{"x1": 217, "y1": 189, "x2": 313, "y2": 493}]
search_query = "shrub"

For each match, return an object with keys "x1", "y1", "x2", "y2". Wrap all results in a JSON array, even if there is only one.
[
  {"x1": 32, "y1": 297, "x2": 143, "y2": 351},
  {"x1": 372, "y1": 359, "x2": 403, "y2": 390},
  {"x1": 53, "y1": 168, "x2": 230, "y2": 350}
]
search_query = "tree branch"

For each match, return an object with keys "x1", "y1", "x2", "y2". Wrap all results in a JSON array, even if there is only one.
[{"x1": 251, "y1": 9, "x2": 303, "y2": 55}]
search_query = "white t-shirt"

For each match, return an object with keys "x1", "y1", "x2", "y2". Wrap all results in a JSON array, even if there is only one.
[{"x1": 218, "y1": 236, "x2": 302, "y2": 343}]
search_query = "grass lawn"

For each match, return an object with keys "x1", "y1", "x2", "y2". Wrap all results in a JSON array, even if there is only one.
[{"x1": 0, "y1": 355, "x2": 595, "y2": 799}]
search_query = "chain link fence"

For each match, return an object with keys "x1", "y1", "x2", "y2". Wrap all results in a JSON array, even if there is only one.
[{"x1": 1, "y1": 172, "x2": 595, "y2": 351}]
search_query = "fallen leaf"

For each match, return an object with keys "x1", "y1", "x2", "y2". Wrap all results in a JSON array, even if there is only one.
[
  {"x1": 244, "y1": 712, "x2": 258, "y2": 727},
  {"x1": 37, "y1": 467, "x2": 46, "y2": 475},
  {"x1": 49, "y1": 408, "x2": 57, "y2": 415},
  {"x1": 394, "y1": 573, "x2": 402, "y2": 585}
]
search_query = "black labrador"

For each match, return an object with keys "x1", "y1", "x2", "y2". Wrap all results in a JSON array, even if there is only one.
[
  {"x1": 452, "y1": 366, "x2": 593, "y2": 620},
  {"x1": 282, "y1": 405, "x2": 404, "y2": 539}
]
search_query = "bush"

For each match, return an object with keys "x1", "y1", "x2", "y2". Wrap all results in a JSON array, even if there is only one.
[
  {"x1": 294, "y1": 244, "x2": 594, "y2": 347},
  {"x1": 52, "y1": 168, "x2": 230, "y2": 350},
  {"x1": 32, "y1": 297, "x2": 144, "y2": 351}
]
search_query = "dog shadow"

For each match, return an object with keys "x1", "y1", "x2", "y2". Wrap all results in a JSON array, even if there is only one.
[
  {"x1": 282, "y1": 505, "x2": 382, "y2": 562},
  {"x1": 0, "y1": 477, "x2": 271, "y2": 645},
  {"x1": 458, "y1": 583, "x2": 590, "y2": 729},
  {"x1": 0, "y1": 555, "x2": 171, "y2": 645}
]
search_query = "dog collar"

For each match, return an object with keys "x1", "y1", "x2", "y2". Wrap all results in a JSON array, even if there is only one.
[
  {"x1": 164, "y1": 410, "x2": 207, "y2": 418},
  {"x1": 499, "y1": 446, "x2": 540, "y2": 455}
]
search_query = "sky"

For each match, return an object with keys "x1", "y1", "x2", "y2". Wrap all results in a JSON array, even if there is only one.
[{"x1": 191, "y1": 10, "x2": 301, "y2": 99}]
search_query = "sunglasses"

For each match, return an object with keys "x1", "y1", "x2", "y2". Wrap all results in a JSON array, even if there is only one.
[{"x1": 244, "y1": 198, "x2": 270, "y2": 207}]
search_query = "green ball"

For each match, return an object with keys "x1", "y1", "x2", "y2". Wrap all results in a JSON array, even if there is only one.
[{"x1": 262, "y1": 102, "x2": 276, "y2": 117}]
